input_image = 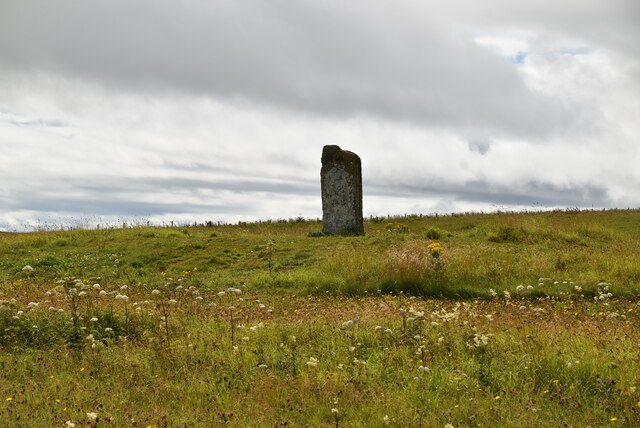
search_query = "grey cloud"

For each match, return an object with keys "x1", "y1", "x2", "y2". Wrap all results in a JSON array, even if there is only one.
[
  {"x1": 0, "y1": 0, "x2": 603, "y2": 139},
  {"x1": 76, "y1": 176, "x2": 318, "y2": 197},
  {"x1": 367, "y1": 179, "x2": 612, "y2": 208},
  {"x1": 5, "y1": 196, "x2": 247, "y2": 217},
  {"x1": 9, "y1": 119, "x2": 68, "y2": 128}
]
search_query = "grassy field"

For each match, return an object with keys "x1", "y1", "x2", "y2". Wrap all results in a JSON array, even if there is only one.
[{"x1": 1, "y1": 209, "x2": 639, "y2": 426}]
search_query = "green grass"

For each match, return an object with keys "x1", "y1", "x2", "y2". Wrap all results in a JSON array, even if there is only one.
[{"x1": 0, "y1": 209, "x2": 639, "y2": 426}]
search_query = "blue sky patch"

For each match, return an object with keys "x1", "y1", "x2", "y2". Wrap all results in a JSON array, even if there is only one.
[
  {"x1": 561, "y1": 47, "x2": 593, "y2": 56},
  {"x1": 506, "y1": 51, "x2": 527, "y2": 65}
]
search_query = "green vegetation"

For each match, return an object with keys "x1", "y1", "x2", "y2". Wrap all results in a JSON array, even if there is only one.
[{"x1": 0, "y1": 209, "x2": 639, "y2": 426}]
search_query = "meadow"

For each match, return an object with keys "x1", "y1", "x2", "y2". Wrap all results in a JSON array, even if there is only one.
[{"x1": 0, "y1": 209, "x2": 639, "y2": 427}]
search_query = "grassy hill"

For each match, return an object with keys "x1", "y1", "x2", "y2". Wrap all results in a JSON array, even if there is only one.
[
  {"x1": 0, "y1": 209, "x2": 639, "y2": 426},
  {"x1": 2, "y1": 209, "x2": 639, "y2": 298}
]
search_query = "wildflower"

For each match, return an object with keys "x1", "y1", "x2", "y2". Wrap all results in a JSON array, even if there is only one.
[
  {"x1": 65, "y1": 422, "x2": 76, "y2": 427},
  {"x1": 120, "y1": 285, "x2": 128, "y2": 290},
  {"x1": 494, "y1": 395, "x2": 501, "y2": 400},
  {"x1": 168, "y1": 299, "x2": 177, "y2": 305},
  {"x1": 503, "y1": 290, "x2": 511, "y2": 299},
  {"x1": 489, "y1": 289, "x2": 497, "y2": 297},
  {"x1": 151, "y1": 289, "x2": 161, "y2": 296},
  {"x1": 86, "y1": 334, "x2": 95, "y2": 341},
  {"x1": 417, "y1": 365, "x2": 430, "y2": 371},
  {"x1": 306, "y1": 357, "x2": 319, "y2": 367},
  {"x1": 467, "y1": 334, "x2": 491, "y2": 349},
  {"x1": 516, "y1": 285, "x2": 525, "y2": 291},
  {"x1": 49, "y1": 306, "x2": 57, "y2": 311},
  {"x1": 610, "y1": 417, "x2": 617, "y2": 421},
  {"x1": 383, "y1": 415, "x2": 390, "y2": 424},
  {"x1": 427, "y1": 242, "x2": 442, "y2": 258},
  {"x1": 99, "y1": 290, "x2": 107, "y2": 297},
  {"x1": 68, "y1": 288, "x2": 78, "y2": 297},
  {"x1": 6, "y1": 397, "x2": 12, "y2": 401},
  {"x1": 90, "y1": 317, "x2": 98, "y2": 322},
  {"x1": 527, "y1": 285, "x2": 534, "y2": 290},
  {"x1": 341, "y1": 320, "x2": 354, "y2": 328},
  {"x1": 93, "y1": 284, "x2": 101, "y2": 290},
  {"x1": 250, "y1": 322, "x2": 265, "y2": 331},
  {"x1": 331, "y1": 408, "x2": 339, "y2": 415},
  {"x1": 87, "y1": 412, "x2": 98, "y2": 422},
  {"x1": 115, "y1": 294, "x2": 129, "y2": 302},
  {"x1": 445, "y1": 424, "x2": 455, "y2": 428},
  {"x1": 409, "y1": 307, "x2": 425, "y2": 319},
  {"x1": 78, "y1": 291, "x2": 87, "y2": 297},
  {"x1": 105, "y1": 327, "x2": 113, "y2": 332},
  {"x1": 226, "y1": 287, "x2": 242, "y2": 295},
  {"x1": 27, "y1": 302, "x2": 38, "y2": 309},
  {"x1": 257, "y1": 364, "x2": 268, "y2": 369},
  {"x1": 22, "y1": 265, "x2": 34, "y2": 272}
]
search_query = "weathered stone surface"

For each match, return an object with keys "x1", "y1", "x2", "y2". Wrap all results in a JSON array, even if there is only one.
[{"x1": 321, "y1": 145, "x2": 364, "y2": 235}]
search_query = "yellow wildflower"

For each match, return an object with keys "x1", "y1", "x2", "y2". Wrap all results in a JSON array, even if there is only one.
[{"x1": 427, "y1": 242, "x2": 442, "y2": 258}]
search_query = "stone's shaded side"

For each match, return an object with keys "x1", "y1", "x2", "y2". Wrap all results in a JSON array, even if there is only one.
[{"x1": 321, "y1": 145, "x2": 364, "y2": 235}]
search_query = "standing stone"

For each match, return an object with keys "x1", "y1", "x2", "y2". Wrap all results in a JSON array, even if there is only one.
[{"x1": 321, "y1": 145, "x2": 364, "y2": 235}]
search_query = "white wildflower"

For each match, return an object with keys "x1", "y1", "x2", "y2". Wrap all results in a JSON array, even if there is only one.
[
  {"x1": 22, "y1": 265, "x2": 35, "y2": 272},
  {"x1": 306, "y1": 357, "x2": 319, "y2": 367}
]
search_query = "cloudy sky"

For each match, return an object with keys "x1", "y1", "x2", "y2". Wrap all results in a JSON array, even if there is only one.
[{"x1": 1, "y1": 0, "x2": 638, "y2": 230}]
